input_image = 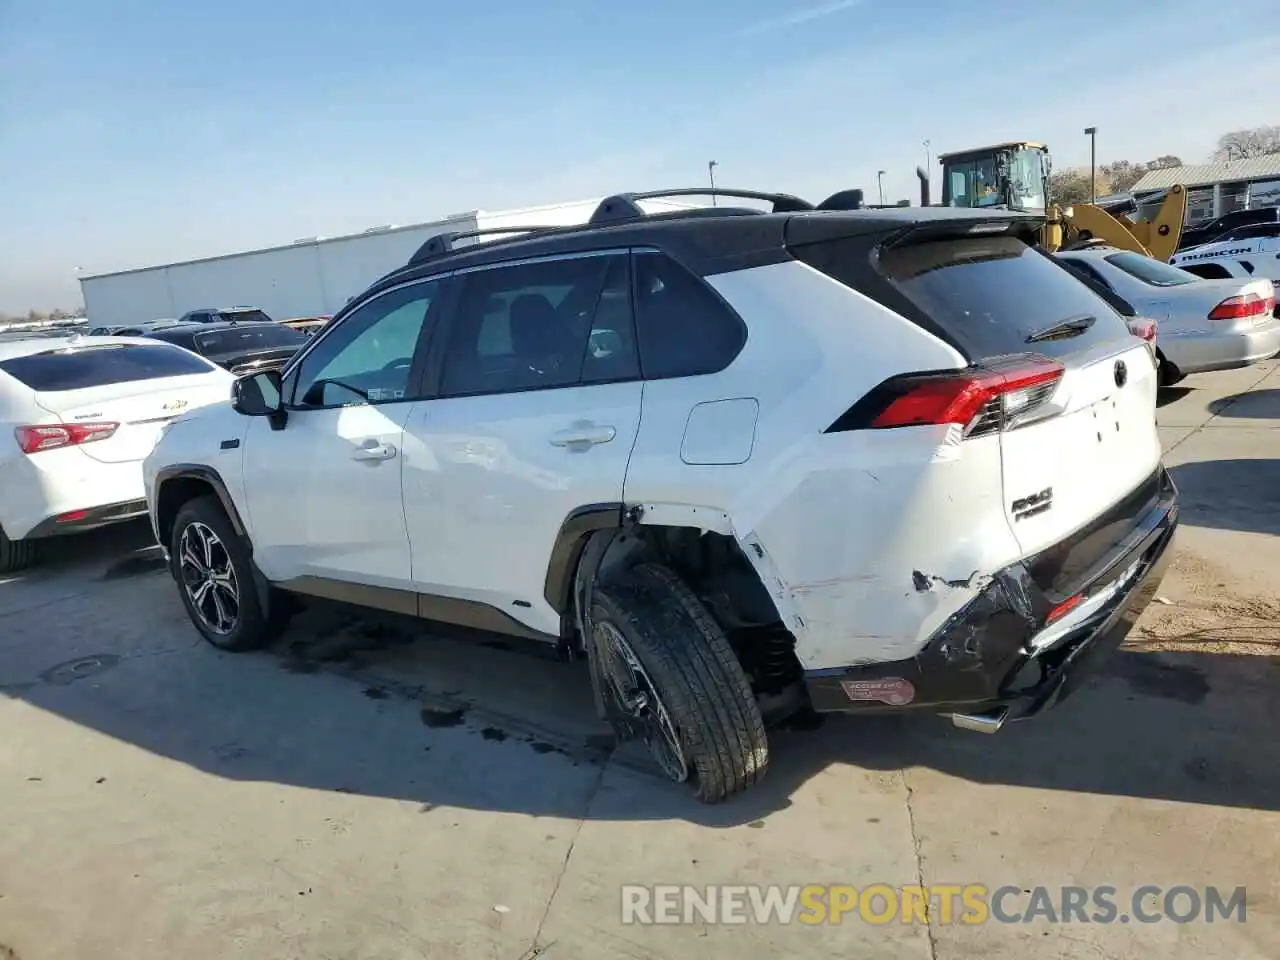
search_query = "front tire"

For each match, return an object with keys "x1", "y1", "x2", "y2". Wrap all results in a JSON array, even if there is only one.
[
  {"x1": 170, "y1": 496, "x2": 289, "y2": 651},
  {"x1": 0, "y1": 525, "x2": 37, "y2": 575},
  {"x1": 590, "y1": 562, "x2": 769, "y2": 803}
]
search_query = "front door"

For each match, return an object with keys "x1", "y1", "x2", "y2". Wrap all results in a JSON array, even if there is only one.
[
  {"x1": 401, "y1": 252, "x2": 643, "y2": 635},
  {"x1": 242, "y1": 277, "x2": 444, "y2": 595}
]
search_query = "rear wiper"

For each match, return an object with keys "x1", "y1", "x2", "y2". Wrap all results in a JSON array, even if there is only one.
[{"x1": 1025, "y1": 314, "x2": 1096, "y2": 343}]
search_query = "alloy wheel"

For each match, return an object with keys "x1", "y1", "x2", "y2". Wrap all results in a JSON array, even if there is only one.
[{"x1": 178, "y1": 521, "x2": 240, "y2": 636}]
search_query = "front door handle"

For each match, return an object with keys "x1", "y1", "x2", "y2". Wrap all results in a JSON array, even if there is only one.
[
  {"x1": 549, "y1": 424, "x2": 616, "y2": 449},
  {"x1": 352, "y1": 440, "x2": 398, "y2": 462}
]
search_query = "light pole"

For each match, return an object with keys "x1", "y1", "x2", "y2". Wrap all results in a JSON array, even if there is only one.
[
  {"x1": 877, "y1": 170, "x2": 886, "y2": 206},
  {"x1": 1084, "y1": 126, "x2": 1097, "y2": 202},
  {"x1": 708, "y1": 160, "x2": 718, "y2": 206}
]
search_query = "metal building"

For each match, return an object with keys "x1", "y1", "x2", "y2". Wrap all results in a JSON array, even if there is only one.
[
  {"x1": 78, "y1": 196, "x2": 694, "y2": 326},
  {"x1": 1129, "y1": 156, "x2": 1280, "y2": 228}
]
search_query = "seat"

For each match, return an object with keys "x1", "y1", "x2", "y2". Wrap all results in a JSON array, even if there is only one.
[{"x1": 508, "y1": 294, "x2": 577, "y2": 379}]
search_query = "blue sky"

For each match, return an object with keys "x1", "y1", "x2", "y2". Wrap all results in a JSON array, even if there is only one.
[{"x1": 2, "y1": 0, "x2": 1278, "y2": 312}]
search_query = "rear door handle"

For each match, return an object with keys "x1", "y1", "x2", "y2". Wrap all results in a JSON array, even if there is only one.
[
  {"x1": 352, "y1": 440, "x2": 398, "y2": 462},
  {"x1": 549, "y1": 424, "x2": 616, "y2": 448}
]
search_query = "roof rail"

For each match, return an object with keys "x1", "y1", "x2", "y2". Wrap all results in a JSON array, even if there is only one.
[
  {"x1": 408, "y1": 225, "x2": 567, "y2": 265},
  {"x1": 589, "y1": 188, "x2": 814, "y2": 226}
]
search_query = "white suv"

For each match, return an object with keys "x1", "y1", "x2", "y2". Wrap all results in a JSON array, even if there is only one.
[{"x1": 144, "y1": 189, "x2": 1180, "y2": 802}]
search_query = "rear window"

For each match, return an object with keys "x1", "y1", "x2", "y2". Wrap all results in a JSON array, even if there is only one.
[
  {"x1": 0, "y1": 343, "x2": 216, "y2": 391},
  {"x1": 217, "y1": 309, "x2": 273, "y2": 324},
  {"x1": 875, "y1": 235, "x2": 1132, "y2": 360},
  {"x1": 195, "y1": 325, "x2": 305, "y2": 355},
  {"x1": 1103, "y1": 252, "x2": 1197, "y2": 287}
]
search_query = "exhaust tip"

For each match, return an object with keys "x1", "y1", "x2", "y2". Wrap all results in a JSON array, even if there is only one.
[{"x1": 950, "y1": 709, "x2": 1008, "y2": 734}]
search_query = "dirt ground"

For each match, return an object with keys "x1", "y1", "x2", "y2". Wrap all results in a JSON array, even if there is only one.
[{"x1": 1, "y1": 359, "x2": 1277, "y2": 960}]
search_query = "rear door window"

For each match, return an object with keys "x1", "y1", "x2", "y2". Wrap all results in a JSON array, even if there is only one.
[
  {"x1": 875, "y1": 235, "x2": 1133, "y2": 360},
  {"x1": 439, "y1": 253, "x2": 639, "y2": 397},
  {"x1": 0, "y1": 343, "x2": 217, "y2": 391}
]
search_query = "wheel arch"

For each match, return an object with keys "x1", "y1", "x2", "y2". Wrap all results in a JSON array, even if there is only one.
[{"x1": 153, "y1": 464, "x2": 249, "y2": 552}]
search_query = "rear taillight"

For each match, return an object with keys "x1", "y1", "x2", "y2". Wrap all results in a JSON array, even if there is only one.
[
  {"x1": 1208, "y1": 292, "x2": 1275, "y2": 321},
  {"x1": 826, "y1": 357, "x2": 1065, "y2": 438},
  {"x1": 15, "y1": 422, "x2": 119, "y2": 454}
]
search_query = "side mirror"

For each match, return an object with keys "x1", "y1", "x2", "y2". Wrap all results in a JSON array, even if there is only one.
[{"x1": 231, "y1": 369, "x2": 283, "y2": 417}]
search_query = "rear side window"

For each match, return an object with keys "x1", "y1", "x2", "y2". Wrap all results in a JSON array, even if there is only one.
[
  {"x1": 0, "y1": 343, "x2": 215, "y2": 391},
  {"x1": 875, "y1": 236, "x2": 1132, "y2": 360},
  {"x1": 632, "y1": 251, "x2": 746, "y2": 379}
]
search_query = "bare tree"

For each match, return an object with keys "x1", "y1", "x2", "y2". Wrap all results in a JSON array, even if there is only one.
[{"x1": 1212, "y1": 126, "x2": 1280, "y2": 161}]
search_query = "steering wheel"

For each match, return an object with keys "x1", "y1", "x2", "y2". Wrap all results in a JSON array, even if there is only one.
[{"x1": 382, "y1": 357, "x2": 412, "y2": 372}]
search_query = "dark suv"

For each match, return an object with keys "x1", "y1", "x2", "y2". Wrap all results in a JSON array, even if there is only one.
[{"x1": 147, "y1": 320, "x2": 306, "y2": 375}]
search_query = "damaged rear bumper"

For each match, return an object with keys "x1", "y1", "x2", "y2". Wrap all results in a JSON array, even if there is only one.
[{"x1": 804, "y1": 468, "x2": 1179, "y2": 726}]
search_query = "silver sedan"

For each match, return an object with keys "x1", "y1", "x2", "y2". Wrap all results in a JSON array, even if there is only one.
[{"x1": 1057, "y1": 247, "x2": 1280, "y2": 385}]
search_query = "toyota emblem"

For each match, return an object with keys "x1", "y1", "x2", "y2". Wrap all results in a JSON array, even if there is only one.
[{"x1": 1113, "y1": 359, "x2": 1128, "y2": 388}]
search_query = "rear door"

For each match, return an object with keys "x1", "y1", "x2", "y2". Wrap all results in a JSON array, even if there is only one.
[
  {"x1": 401, "y1": 251, "x2": 643, "y2": 636},
  {"x1": 872, "y1": 233, "x2": 1162, "y2": 560},
  {"x1": 0, "y1": 342, "x2": 230, "y2": 465}
]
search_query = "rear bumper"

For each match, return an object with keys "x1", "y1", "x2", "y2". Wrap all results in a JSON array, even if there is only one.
[
  {"x1": 22, "y1": 498, "x2": 150, "y2": 539},
  {"x1": 804, "y1": 468, "x2": 1179, "y2": 723},
  {"x1": 0, "y1": 452, "x2": 147, "y2": 541},
  {"x1": 1161, "y1": 319, "x2": 1280, "y2": 374}
]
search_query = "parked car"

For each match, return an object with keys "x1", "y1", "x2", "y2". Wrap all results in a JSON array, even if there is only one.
[
  {"x1": 87, "y1": 319, "x2": 183, "y2": 337},
  {"x1": 177, "y1": 306, "x2": 274, "y2": 325},
  {"x1": 1056, "y1": 247, "x2": 1279, "y2": 384},
  {"x1": 146, "y1": 321, "x2": 307, "y2": 375},
  {"x1": 0, "y1": 336, "x2": 234, "y2": 573},
  {"x1": 144, "y1": 190, "x2": 1178, "y2": 802},
  {"x1": 1169, "y1": 224, "x2": 1280, "y2": 284},
  {"x1": 1175, "y1": 207, "x2": 1280, "y2": 252}
]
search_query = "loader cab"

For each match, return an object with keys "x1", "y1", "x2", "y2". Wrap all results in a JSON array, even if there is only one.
[{"x1": 939, "y1": 142, "x2": 1050, "y2": 214}]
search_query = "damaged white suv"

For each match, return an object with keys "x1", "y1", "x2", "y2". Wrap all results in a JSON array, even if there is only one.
[{"x1": 144, "y1": 188, "x2": 1179, "y2": 803}]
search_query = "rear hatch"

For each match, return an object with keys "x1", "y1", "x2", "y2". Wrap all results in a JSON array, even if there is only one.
[
  {"x1": 1, "y1": 342, "x2": 230, "y2": 464},
  {"x1": 789, "y1": 216, "x2": 1163, "y2": 589}
]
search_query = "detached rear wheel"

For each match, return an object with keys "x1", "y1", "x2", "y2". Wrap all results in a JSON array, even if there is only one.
[
  {"x1": 171, "y1": 496, "x2": 290, "y2": 651},
  {"x1": 0, "y1": 526, "x2": 37, "y2": 575},
  {"x1": 591, "y1": 562, "x2": 768, "y2": 803}
]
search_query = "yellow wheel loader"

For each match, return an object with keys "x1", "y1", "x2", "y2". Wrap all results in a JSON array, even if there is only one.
[{"x1": 927, "y1": 141, "x2": 1186, "y2": 261}]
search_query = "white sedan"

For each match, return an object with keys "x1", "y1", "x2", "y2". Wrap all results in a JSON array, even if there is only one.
[
  {"x1": 1056, "y1": 247, "x2": 1280, "y2": 385},
  {"x1": 0, "y1": 335, "x2": 234, "y2": 572}
]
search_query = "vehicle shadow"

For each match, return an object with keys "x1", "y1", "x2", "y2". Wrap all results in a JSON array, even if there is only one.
[
  {"x1": 1167, "y1": 458, "x2": 1280, "y2": 535},
  {"x1": 7, "y1": 568, "x2": 1277, "y2": 826},
  {"x1": 1207, "y1": 388, "x2": 1280, "y2": 418},
  {"x1": 1156, "y1": 385, "x2": 1193, "y2": 407}
]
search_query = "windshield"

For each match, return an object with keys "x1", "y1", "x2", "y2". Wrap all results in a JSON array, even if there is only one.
[
  {"x1": 1104, "y1": 252, "x2": 1198, "y2": 286},
  {"x1": 1007, "y1": 147, "x2": 1047, "y2": 211},
  {"x1": 195, "y1": 325, "x2": 306, "y2": 355}
]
